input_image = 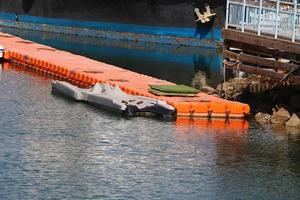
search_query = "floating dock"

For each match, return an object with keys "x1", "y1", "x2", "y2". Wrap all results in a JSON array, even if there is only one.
[{"x1": 0, "y1": 32, "x2": 250, "y2": 118}]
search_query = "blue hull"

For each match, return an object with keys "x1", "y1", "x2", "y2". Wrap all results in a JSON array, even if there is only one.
[{"x1": 0, "y1": 1, "x2": 225, "y2": 47}]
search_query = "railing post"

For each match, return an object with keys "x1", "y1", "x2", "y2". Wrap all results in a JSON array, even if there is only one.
[
  {"x1": 258, "y1": 0, "x2": 263, "y2": 35},
  {"x1": 242, "y1": 0, "x2": 246, "y2": 32},
  {"x1": 292, "y1": 0, "x2": 297, "y2": 42},
  {"x1": 225, "y1": 0, "x2": 230, "y2": 29},
  {"x1": 274, "y1": 0, "x2": 280, "y2": 39}
]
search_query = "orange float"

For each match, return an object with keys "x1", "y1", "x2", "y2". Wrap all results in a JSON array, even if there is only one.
[{"x1": 0, "y1": 32, "x2": 250, "y2": 119}]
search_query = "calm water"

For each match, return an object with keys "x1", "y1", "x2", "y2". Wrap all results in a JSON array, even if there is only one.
[{"x1": 0, "y1": 29, "x2": 300, "y2": 199}]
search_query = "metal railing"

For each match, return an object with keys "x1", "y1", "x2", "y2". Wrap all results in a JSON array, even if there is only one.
[{"x1": 225, "y1": 0, "x2": 300, "y2": 42}]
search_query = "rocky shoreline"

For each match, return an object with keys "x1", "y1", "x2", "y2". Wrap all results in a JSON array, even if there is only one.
[{"x1": 199, "y1": 75, "x2": 300, "y2": 129}]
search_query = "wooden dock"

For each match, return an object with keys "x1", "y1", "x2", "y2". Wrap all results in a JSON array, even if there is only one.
[{"x1": 223, "y1": 0, "x2": 300, "y2": 85}]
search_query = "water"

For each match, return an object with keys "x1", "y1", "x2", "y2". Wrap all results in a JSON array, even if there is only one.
[{"x1": 0, "y1": 29, "x2": 300, "y2": 199}]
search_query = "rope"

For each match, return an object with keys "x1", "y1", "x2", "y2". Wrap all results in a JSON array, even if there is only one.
[
  {"x1": 222, "y1": 53, "x2": 242, "y2": 69},
  {"x1": 223, "y1": 59, "x2": 239, "y2": 68},
  {"x1": 222, "y1": 52, "x2": 243, "y2": 99}
]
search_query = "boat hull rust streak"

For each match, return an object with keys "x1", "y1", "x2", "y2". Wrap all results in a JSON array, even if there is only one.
[{"x1": 0, "y1": 32, "x2": 250, "y2": 118}]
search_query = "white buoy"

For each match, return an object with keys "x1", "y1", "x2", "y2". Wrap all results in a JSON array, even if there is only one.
[{"x1": 0, "y1": 45, "x2": 4, "y2": 59}]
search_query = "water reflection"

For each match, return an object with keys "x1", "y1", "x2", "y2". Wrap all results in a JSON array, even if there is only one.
[
  {"x1": 176, "y1": 118, "x2": 249, "y2": 133},
  {"x1": 0, "y1": 27, "x2": 223, "y2": 87}
]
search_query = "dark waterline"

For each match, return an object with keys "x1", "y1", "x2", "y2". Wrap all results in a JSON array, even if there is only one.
[{"x1": 0, "y1": 28, "x2": 300, "y2": 199}]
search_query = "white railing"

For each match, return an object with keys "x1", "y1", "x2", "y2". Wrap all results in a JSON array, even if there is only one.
[{"x1": 225, "y1": 0, "x2": 300, "y2": 42}]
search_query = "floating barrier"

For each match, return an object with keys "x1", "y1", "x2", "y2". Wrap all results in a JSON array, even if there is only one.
[{"x1": 0, "y1": 32, "x2": 250, "y2": 118}]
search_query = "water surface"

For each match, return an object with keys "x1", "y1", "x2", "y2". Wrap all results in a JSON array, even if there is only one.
[{"x1": 0, "y1": 63, "x2": 299, "y2": 200}]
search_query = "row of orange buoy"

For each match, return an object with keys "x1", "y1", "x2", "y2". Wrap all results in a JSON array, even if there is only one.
[
  {"x1": 4, "y1": 50, "x2": 96, "y2": 88},
  {"x1": 173, "y1": 101, "x2": 249, "y2": 118},
  {"x1": 4, "y1": 49, "x2": 163, "y2": 98},
  {"x1": 3, "y1": 48, "x2": 250, "y2": 119}
]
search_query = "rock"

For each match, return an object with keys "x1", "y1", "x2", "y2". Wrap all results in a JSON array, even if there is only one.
[
  {"x1": 216, "y1": 82, "x2": 236, "y2": 99},
  {"x1": 285, "y1": 113, "x2": 300, "y2": 128},
  {"x1": 271, "y1": 107, "x2": 291, "y2": 124},
  {"x1": 289, "y1": 95, "x2": 300, "y2": 110},
  {"x1": 216, "y1": 82, "x2": 234, "y2": 93},
  {"x1": 251, "y1": 80, "x2": 260, "y2": 85},
  {"x1": 201, "y1": 86, "x2": 217, "y2": 95},
  {"x1": 255, "y1": 112, "x2": 271, "y2": 124}
]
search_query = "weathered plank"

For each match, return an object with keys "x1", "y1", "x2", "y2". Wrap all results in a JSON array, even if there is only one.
[
  {"x1": 224, "y1": 61, "x2": 300, "y2": 85},
  {"x1": 222, "y1": 29, "x2": 300, "y2": 56},
  {"x1": 224, "y1": 50, "x2": 299, "y2": 71},
  {"x1": 223, "y1": 39, "x2": 300, "y2": 62}
]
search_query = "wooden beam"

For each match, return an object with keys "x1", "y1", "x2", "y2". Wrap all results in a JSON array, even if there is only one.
[
  {"x1": 222, "y1": 29, "x2": 300, "y2": 56},
  {"x1": 224, "y1": 61, "x2": 300, "y2": 85},
  {"x1": 224, "y1": 50, "x2": 299, "y2": 71},
  {"x1": 223, "y1": 39, "x2": 300, "y2": 62},
  {"x1": 225, "y1": 61, "x2": 282, "y2": 79}
]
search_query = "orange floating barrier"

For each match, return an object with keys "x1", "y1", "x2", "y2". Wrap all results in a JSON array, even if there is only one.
[
  {"x1": 209, "y1": 102, "x2": 228, "y2": 118},
  {"x1": 191, "y1": 102, "x2": 210, "y2": 117},
  {"x1": 0, "y1": 32, "x2": 250, "y2": 119},
  {"x1": 227, "y1": 103, "x2": 250, "y2": 118},
  {"x1": 174, "y1": 102, "x2": 191, "y2": 117}
]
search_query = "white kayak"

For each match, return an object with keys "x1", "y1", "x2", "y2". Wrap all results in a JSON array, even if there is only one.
[{"x1": 51, "y1": 80, "x2": 176, "y2": 118}]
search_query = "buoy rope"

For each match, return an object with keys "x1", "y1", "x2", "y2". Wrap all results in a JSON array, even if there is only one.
[
  {"x1": 222, "y1": 53, "x2": 242, "y2": 69},
  {"x1": 222, "y1": 53, "x2": 243, "y2": 100}
]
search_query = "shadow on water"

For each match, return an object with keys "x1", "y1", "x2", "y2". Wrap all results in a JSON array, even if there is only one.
[{"x1": 0, "y1": 27, "x2": 223, "y2": 87}]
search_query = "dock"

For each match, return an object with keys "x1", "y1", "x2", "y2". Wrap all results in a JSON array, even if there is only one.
[
  {"x1": 223, "y1": 0, "x2": 300, "y2": 84},
  {"x1": 0, "y1": 32, "x2": 250, "y2": 118}
]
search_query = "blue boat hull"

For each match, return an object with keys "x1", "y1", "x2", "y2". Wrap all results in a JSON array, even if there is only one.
[{"x1": 0, "y1": 0, "x2": 226, "y2": 47}]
